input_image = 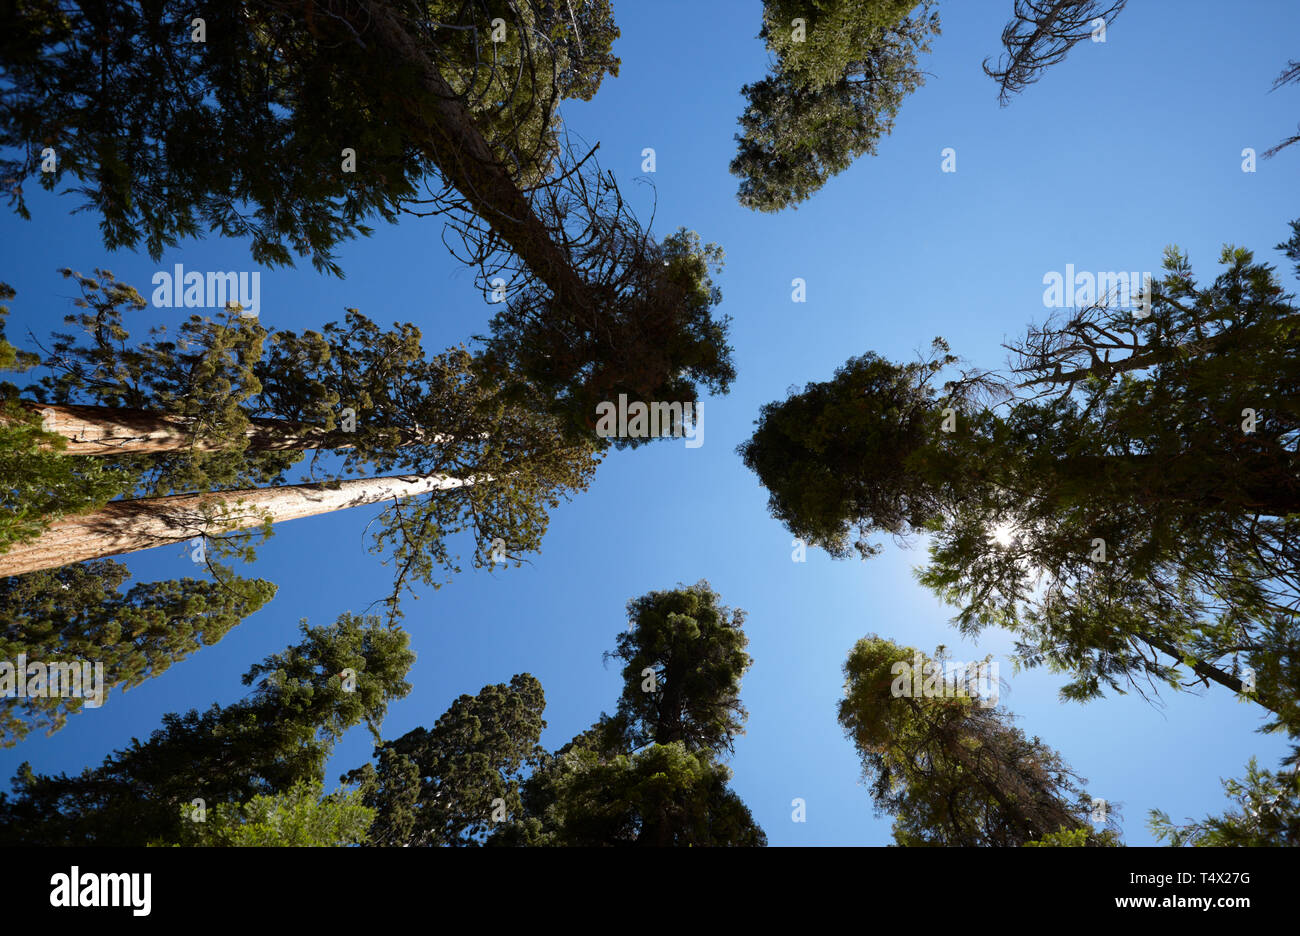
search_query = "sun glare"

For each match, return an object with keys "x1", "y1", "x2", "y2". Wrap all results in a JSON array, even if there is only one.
[{"x1": 988, "y1": 521, "x2": 1017, "y2": 548}]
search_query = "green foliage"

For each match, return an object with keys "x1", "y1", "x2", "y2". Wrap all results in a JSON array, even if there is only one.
[
  {"x1": 743, "y1": 225, "x2": 1300, "y2": 732},
  {"x1": 496, "y1": 741, "x2": 766, "y2": 847},
  {"x1": 0, "y1": 559, "x2": 276, "y2": 745},
  {"x1": 0, "y1": 396, "x2": 132, "y2": 552},
  {"x1": 489, "y1": 582, "x2": 765, "y2": 846},
  {"x1": 0, "y1": 613, "x2": 414, "y2": 845},
  {"x1": 345, "y1": 674, "x2": 547, "y2": 846},
  {"x1": 1150, "y1": 758, "x2": 1300, "y2": 846},
  {"x1": 0, "y1": 0, "x2": 620, "y2": 275},
  {"x1": 0, "y1": 281, "x2": 36, "y2": 373},
  {"x1": 165, "y1": 779, "x2": 374, "y2": 847},
  {"x1": 342, "y1": 583, "x2": 762, "y2": 847},
  {"x1": 481, "y1": 226, "x2": 735, "y2": 447},
  {"x1": 431, "y1": 0, "x2": 620, "y2": 187},
  {"x1": 731, "y1": 1, "x2": 939, "y2": 212},
  {"x1": 33, "y1": 268, "x2": 308, "y2": 497},
  {"x1": 1025, "y1": 826, "x2": 1120, "y2": 847},
  {"x1": 839, "y1": 635, "x2": 1115, "y2": 846},
  {"x1": 760, "y1": 0, "x2": 921, "y2": 88},
  {"x1": 0, "y1": 280, "x2": 136, "y2": 552},
  {"x1": 605, "y1": 581, "x2": 751, "y2": 754},
  {"x1": 737, "y1": 341, "x2": 957, "y2": 558}
]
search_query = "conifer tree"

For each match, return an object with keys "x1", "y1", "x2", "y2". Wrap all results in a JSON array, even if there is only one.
[
  {"x1": 0, "y1": 612, "x2": 414, "y2": 845},
  {"x1": 491, "y1": 582, "x2": 766, "y2": 846},
  {"x1": 0, "y1": 559, "x2": 276, "y2": 745},
  {"x1": 1151, "y1": 757, "x2": 1300, "y2": 846},
  {"x1": 741, "y1": 224, "x2": 1300, "y2": 730},
  {"x1": 839, "y1": 634, "x2": 1117, "y2": 846},
  {"x1": 344, "y1": 674, "x2": 547, "y2": 846},
  {"x1": 731, "y1": 0, "x2": 939, "y2": 212}
]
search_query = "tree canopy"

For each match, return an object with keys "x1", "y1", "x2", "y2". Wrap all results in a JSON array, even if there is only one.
[
  {"x1": 0, "y1": 559, "x2": 276, "y2": 745},
  {"x1": 0, "y1": 0, "x2": 620, "y2": 275},
  {"x1": 839, "y1": 634, "x2": 1118, "y2": 846},
  {"x1": 344, "y1": 673, "x2": 547, "y2": 846},
  {"x1": 742, "y1": 222, "x2": 1300, "y2": 734},
  {"x1": 731, "y1": 0, "x2": 939, "y2": 212},
  {"x1": 491, "y1": 581, "x2": 765, "y2": 846},
  {"x1": 0, "y1": 612, "x2": 413, "y2": 845}
]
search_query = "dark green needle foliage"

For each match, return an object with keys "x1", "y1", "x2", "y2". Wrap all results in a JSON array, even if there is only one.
[
  {"x1": 344, "y1": 584, "x2": 762, "y2": 846},
  {"x1": 480, "y1": 227, "x2": 735, "y2": 447},
  {"x1": 731, "y1": 0, "x2": 939, "y2": 212},
  {"x1": 0, "y1": 559, "x2": 276, "y2": 746},
  {"x1": 604, "y1": 581, "x2": 752, "y2": 755},
  {"x1": 838, "y1": 635, "x2": 1117, "y2": 846},
  {"x1": 497, "y1": 738, "x2": 766, "y2": 847},
  {"x1": 742, "y1": 224, "x2": 1300, "y2": 733},
  {"x1": 0, "y1": 0, "x2": 619, "y2": 275},
  {"x1": 0, "y1": 613, "x2": 414, "y2": 845},
  {"x1": 491, "y1": 581, "x2": 766, "y2": 846},
  {"x1": 344, "y1": 674, "x2": 547, "y2": 846}
]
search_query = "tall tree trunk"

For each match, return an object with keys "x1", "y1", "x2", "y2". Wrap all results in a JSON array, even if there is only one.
[
  {"x1": 0, "y1": 473, "x2": 474, "y2": 577},
  {"x1": 341, "y1": 0, "x2": 595, "y2": 315},
  {"x1": 13, "y1": 402, "x2": 441, "y2": 455}
]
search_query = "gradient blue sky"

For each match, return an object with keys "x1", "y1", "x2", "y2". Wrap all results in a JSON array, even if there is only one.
[{"x1": 2, "y1": 0, "x2": 1297, "y2": 845}]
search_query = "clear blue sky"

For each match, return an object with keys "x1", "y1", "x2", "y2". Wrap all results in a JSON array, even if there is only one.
[{"x1": 2, "y1": 0, "x2": 1297, "y2": 845}]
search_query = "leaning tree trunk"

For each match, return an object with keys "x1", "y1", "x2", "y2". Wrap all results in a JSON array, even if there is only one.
[
  {"x1": 13, "y1": 402, "x2": 442, "y2": 456},
  {"x1": 342, "y1": 0, "x2": 596, "y2": 315},
  {"x1": 0, "y1": 473, "x2": 474, "y2": 577}
]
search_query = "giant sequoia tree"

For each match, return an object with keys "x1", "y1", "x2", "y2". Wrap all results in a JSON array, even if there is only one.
[
  {"x1": 349, "y1": 583, "x2": 765, "y2": 846},
  {"x1": 0, "y1": 2, "x2": 736, "y2": 432},
  {"x1": 0, "y1": 270, "x2": 601, "y2": 606},
  {"x1": 741, "y1": 224, "x2": 1300, "y2": 732},
  {"x1": 0, "y1": 612, "x2": 413, "y2": 846},
  {"x1": 839, "y1": 635, "x2": 1116, "y2": 846},
  {"x1": 491, "y1": 582, "x2": 765, "y2": 846},
  {"x1": 344, "y1": 674, "x2": 548, "y2": 846}
]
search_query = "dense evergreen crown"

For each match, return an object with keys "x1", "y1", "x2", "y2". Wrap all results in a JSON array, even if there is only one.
[
  {"x1": 744, "y1": 226, "x2": 1300, "y2": 738},
  {"x1": 839, "y1": 635, "x2": 1117, "y2": 846},
  {"x1": 731, "y1": 0, "x2": 939, "y2": 212},
  {"x1": 343, "y1": 583, "x2": 765, "y2": 846},
  {"x1": 0, "y1": 0, "x2": 620, "y2": 275},
  {"x1": 0, "y1": 559, "x2": 275, "y2": 745},
  {"x1": 0, "y1": 614, "x2": 414, "y2": 845},
  {"x1": 345, "y1": 674, "x2": 548, "y2": 846}
]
